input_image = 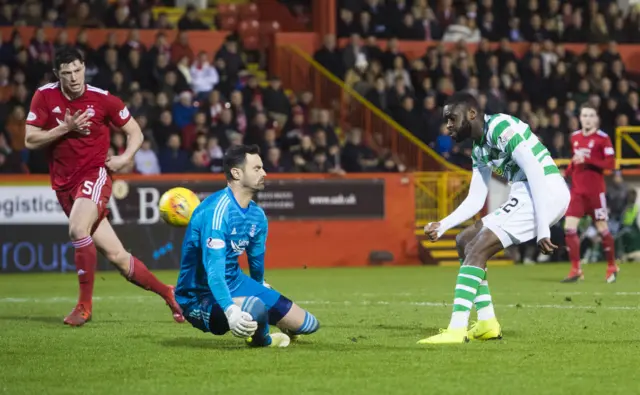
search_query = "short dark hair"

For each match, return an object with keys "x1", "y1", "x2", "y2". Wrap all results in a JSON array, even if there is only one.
[
  {"x1": 580, "y1": 103, "x2": 598, "y2": 113},
  {"x1": 445, "y1": 91, "x2": 479, "y2": 110},
  {"x1": 223, "y1": 144, "x2": 261, "y2": 181},
  {"x1": 53, "y1": 47, "x2": 84, "y2": 71}
]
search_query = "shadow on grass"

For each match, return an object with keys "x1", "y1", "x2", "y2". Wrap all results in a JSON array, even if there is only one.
[{"x1": 158, "y1": 329, "x2": 487, "y2": 352}]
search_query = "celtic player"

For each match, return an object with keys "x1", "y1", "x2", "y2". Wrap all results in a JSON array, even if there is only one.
[{"x1": 418, "y1": 92, "x2": 570, "y2": 345}]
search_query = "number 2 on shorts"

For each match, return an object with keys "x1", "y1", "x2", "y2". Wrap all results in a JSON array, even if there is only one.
[{"x1": 501, "y1": 197, "x2": 519, "y2": 213}]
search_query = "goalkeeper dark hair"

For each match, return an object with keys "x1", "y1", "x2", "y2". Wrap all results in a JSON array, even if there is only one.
[
  {"x1": 445, "y1": 92, "x2": 480, "y2": 110},
  {"x1": 53, "y1": 47, "x2": 85, "y2": 71},
  {"x1": 223, "y1": 144, "x2": 262, "y2": 181}
]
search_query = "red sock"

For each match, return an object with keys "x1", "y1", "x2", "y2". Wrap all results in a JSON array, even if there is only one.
[
  {"x1": 72, "y1": 236, "x2": 97, "y2": 308},
  {"x1": 601, "y1": 230, "x2": 616, "y2": 268},
  {"x1": 565, "y1": 229, "x2": 581, "y2": 272},
  {"x1": 126, "y1": 255, "x2": 170, "y2": 296}
]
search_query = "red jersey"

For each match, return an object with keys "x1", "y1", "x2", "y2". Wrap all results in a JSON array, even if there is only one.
[
  {"x1": 566, "y1": 129, "x2": 615, "y2": 194},
  {"x1": 26, "y1": 82, "x2": 131, "y2": 191}
]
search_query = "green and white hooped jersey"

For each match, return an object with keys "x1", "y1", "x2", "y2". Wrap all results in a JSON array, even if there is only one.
[{"x1": 471, "y1": 114, "x2": 560, "y2": 183}]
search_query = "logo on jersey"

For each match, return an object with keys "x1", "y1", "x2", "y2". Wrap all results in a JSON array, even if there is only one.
[
  {"x1": 231, "y1": 228, "x2": 237, "y2": 235},
  {"x1": 231, "y1": 240, "x2": 249, "y2": 254},
  {"x1": 498, "y1": 129, "x2": 515, "y2": 145},
  {"x1": 27, "y1": 112, "x2": 36, "y2": 121},
  {"x1": 575, "y1": 147, "x2": 591, "y2": 158},
  {"x1": 86, "y1": 105, "x2": 95, "y2": 118},
  {"x1": 588, "y1": 140, "x2": 595, "y2": 148},
  {"x1": 206, "y1": 237, "x2": 225, "y2": 250},
  {"x1": 52, "y1": 106, "x2": 61, "y2": 114},
  {"x1": 119, "y1": 107, "x2": 130, "y2": 120},
  {"x1": 249, "y1": 224, "x2": 256, "y2": 237},
  {"x1": 604, "y1": 147, "x2": 614, "y2": 156}
]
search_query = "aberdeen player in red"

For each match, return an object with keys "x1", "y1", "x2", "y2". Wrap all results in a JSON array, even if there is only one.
[
  {"x1": 562, "y1": 104, "x2": 619, "y2": 283},
  {"x1": 24, "y1": 47, "x2": 184, "y2": 326}
]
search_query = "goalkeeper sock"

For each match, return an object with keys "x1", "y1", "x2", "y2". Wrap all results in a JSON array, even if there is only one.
[
  {"x1": 292, "y1": 311, "x2": 320, "y2": 334},
  {"x1": 449, "y1": 265, "x2": 486, "y2": 330},
  {"x1": 242, "y1": 296, "x2": 272, "y2": 347},
  {"x1": 601, "y1": 230, "x2": 616, "y2": 268}
]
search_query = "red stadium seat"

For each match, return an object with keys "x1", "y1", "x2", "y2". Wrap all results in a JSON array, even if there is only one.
[
  {"x1": 238, "y1": 19, "x2": 260, "y2": 36},
  {"x1": 216, "y1": 3, "x2": 238, "y2": 17},
  {"x1": 259, "y1": 21, "x2": 280, "y2": 35},
  {"x1": 242, "y1": 34, "x2": 259, "y2": 51},
  {"x1": 220, "y1": 16, "x2": 238, "y2": 31},
  {"x1": 238, "y1": 3, "x2": 259, "y2": 20}
]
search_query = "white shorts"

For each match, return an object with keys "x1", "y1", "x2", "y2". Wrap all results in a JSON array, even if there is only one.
[{"x1": 482, "y1": 174, "x2": 571, "y2": 248}]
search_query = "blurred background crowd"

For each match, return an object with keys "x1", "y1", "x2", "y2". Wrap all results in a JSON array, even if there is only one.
[
  {"x1": 0, "y1": 0, "x2": 639, "y2": 263},
  {"x1": 0, "y1": 0, "x2": 638, "y2": 176}
]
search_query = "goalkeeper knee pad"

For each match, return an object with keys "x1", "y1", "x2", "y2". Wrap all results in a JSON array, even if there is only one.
[
  {"x1": 268, "y1": 295, "x2": 293, "y2": 325},
  {"x1": 241, "y1": 296, "x2": 267, "y2": 324}
]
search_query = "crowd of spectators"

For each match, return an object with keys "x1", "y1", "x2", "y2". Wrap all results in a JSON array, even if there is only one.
[
  {"x1": 0, "y1": 1, "x2": 401, "y2": 175},
  {"x1": 338, "y1": 0, "x2": 640, "y2": 44},
  {"x1": 0, "y1": 0, "x2": 215, "y2": 31},
  {"x1": 313, "y1": 0, "x2": 640, "y2": 168},
  {"x1": 2, "y1": 0, "x2": 640, "y2": 174}
]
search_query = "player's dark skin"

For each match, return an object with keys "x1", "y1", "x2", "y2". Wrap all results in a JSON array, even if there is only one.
[{"x1": 425, "y1": 102, "x2": 557, "y2": 270}]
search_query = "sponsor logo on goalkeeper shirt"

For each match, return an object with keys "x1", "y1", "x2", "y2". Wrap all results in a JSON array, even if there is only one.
[{"x1": 206, "y1": 238, "x2": 225, "y2": 249}]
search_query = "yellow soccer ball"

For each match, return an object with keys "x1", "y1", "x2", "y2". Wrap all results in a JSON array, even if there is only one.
[{"x1": 159, "y1": 187, "x2": 201, "y2": 227}]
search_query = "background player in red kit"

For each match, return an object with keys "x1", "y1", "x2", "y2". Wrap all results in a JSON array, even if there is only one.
[
  {"x1": 24, "y1": 47, "x2": 185, "y2": 326},
  {"x1": 562, "y1": 104, "x2": 618, "y2": 283}
]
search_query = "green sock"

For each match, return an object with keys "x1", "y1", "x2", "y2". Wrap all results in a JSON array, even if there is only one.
[
  {"x1": 460, "y1": 259, "x2": 496, "y2": 322},
  {"x1": 475, "y1": 279, "x2": 496, "y2": 321},
  {"x1": 449, "y1": 265, "x2": 486, "y2": 330}
]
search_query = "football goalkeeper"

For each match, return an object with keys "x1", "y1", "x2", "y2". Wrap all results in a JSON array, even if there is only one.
[{"x1": 175, "y1": 144, "x2": 320, "y2": 347}]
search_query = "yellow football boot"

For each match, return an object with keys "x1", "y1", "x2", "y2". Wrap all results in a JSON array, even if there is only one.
[
  {"x1": 467, "y1": 318, "x2": 502, "y2": 340},
  {"x1": 417, "y1": 327, "x2": 469, "y2": 344}
]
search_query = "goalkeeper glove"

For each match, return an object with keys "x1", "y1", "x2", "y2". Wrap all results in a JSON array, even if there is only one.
[{"x1": 224, "y1": 305, "x2": 258, "y2": 338}]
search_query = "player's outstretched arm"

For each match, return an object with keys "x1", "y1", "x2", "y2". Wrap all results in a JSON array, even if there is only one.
[
  {"x1": 24, "y1": 124, "x2": 70, "y2": 150},
  {"x1": 430, "y1": 166, "x2": 491, "y2": 239},
  {"x1": 119, "y1": 118, "x2": 144, "y2": 159},
  {"x1": 511, "y1": 144, "x2": 551, "y2": 241},
  {"x1": 246, "y1": 219, "x2": 267, "y2": 283},
  {"x1": 202, "y1": 235, "x2": 235, "y2": 311},
  {"x1": 201, "y1": 214, "x2": 257, "y2": 338},
  {"x1": 25, "y1": 109, "x2": 91, "y2": 150},
  {"x1": 105, "y1": 118, "x2": 143, "y2": 172},
  {"x1": 585, "y1": 139, "x2": 616, "y2": 170}
]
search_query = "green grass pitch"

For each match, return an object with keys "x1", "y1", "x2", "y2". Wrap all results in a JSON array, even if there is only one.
[{"x1": 1, "y1": 264, "x2": 640, "y2": 395}]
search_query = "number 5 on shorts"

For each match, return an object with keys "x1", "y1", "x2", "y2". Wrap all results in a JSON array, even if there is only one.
[{"x1": 81, "y1": 181, "x2": 94, "y2": 195}]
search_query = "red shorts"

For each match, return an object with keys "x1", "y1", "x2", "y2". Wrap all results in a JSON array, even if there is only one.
[
  {"x1": 566, "y1": 191, "x2": 608, "y2": 221},
  {"x1": 55, "y1": 167, "x2": 112, "y2": 234}
]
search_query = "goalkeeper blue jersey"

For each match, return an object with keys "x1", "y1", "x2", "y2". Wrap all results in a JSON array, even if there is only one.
[{"x1": 175, "y1": 187, "x2": 268, "y2": 311}]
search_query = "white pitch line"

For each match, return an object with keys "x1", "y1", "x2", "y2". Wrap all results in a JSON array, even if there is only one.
[
  {"x1": 296, "y1": 300, "x2": 640, "y2": 310},
  {"x1": 0, "y1": 297, "x2": 638, "y2": 311},
  {"x1": 353, "y1": 292, "x2": 640, "y2": 297}
]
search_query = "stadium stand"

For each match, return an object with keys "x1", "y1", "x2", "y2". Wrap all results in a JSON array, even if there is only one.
[
  {"x1": 317, "y1": 0, "x2": 640, "y2": 169},
  {"x1": 0, "y1": 0, "x2": 403, "y2": 174},
  {"x1": 0, "y1": 0, "x2": 639, "y2": 176}
]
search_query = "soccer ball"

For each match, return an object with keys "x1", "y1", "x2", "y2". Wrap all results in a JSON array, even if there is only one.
[{"x1": 158, "y1": 187, "x2": 201, "y2": 227}]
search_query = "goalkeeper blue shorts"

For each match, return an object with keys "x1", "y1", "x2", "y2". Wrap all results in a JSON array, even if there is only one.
[{"x1": 182, "y1": 274, "x2": 292, "y2": 335}]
